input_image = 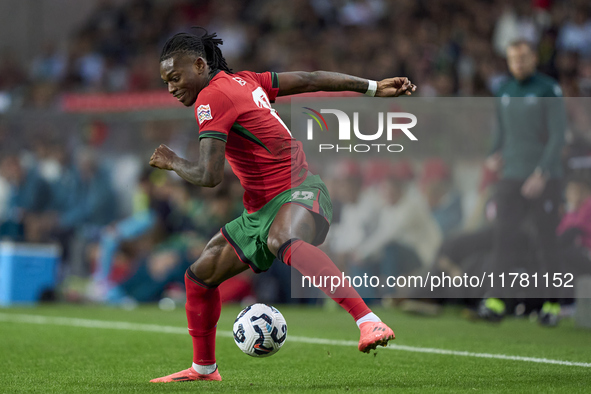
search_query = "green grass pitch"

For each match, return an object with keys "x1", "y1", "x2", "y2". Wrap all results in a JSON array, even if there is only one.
[{"x1": 1, "y1": 303, "x2": 590, "y2": 393}]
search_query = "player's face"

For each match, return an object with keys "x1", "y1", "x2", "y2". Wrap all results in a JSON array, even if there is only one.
[
  {"x1": 506, "y1": 44, "x2": 537, "y2": 81},
  {"x1": 160, "y1": 54, "x2": 209, "y2": 107}
]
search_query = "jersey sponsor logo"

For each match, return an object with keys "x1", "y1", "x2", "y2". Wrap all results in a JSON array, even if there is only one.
[{"x1": 197, "y1": 104, "x2": 213, "y2": 124}]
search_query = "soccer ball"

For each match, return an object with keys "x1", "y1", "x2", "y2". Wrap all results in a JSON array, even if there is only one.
[{"x1": 232, "y1": 303, "x2": 287, "y2": 357}]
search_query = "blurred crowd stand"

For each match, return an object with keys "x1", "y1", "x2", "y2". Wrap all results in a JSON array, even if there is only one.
[{"x1": 1, "y1": 0, "x2": 591, "y2": 316}]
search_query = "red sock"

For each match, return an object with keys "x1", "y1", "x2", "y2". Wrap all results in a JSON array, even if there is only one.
[
  {"x1": 185, "y1": 269, "x2": 221, "y2": 365},
  {"x1": 280, "y1": 240, "x2": 371, "y2": 321}
]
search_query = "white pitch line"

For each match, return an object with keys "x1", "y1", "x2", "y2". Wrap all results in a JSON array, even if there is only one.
[{"x1": 1, "y1": 312, "x2": 590, "y2": 368}]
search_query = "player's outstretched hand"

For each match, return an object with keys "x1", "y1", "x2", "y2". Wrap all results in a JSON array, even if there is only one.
[
  {"x1": 149, "y1": 144, "x2": 177, "y2": 171},
  {"x1": 376, "y1": 77, "x2": 417, "y2": 97}
]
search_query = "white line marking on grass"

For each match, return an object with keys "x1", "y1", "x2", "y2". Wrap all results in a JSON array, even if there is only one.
[
  {"x1": 0, "y1": 312, "x2": 188, "y2": 334},
  {"x1": 1, "y1": 312, "x2": 590, "y2": 368}
]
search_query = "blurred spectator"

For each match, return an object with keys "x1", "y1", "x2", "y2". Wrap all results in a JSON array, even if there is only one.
[
  {"x1": 58, "y1": 148, "x2": 118, "y2": 231},
  {"x1": 324, "y1": 159, "x2": 372, "y2": 296},
  {"x1": 21, "y1": 139, "x2": 80, "y2": 242},
  {"x1": 420, "y1": 158, "x2": 463, "y2": 237},
  {"x1": 89, "y1": 170, "x2": 170, "y2": 294},
  {"x1": 433, "y1": 161, "x2": 501, "y2": 283},
  {"x1": 37, "y1": 148, "x2": 120, "y2": 276},
  {"x1": 0, "y1": 153, "x2": 51, "y2": 241},
  {"x1": 553, "y1": 172, "x2": 591, "y2": 299},
  {"x1": 463, "y1": 163, "x2": 499, "y2": 231},
  {"x1": 3, "y1": 0, "x2": 591, "y2": 309},
  {"x1": 325, "y1": 160, "x2": 369, "y2": 268},
  {"x1": 556, "y1": 7, "x2": 591, "y2": 58},
  {"x1": 72, "y1": 34, "x2": 106, "y2": 91},
  {"x1": 557, "y1": 173, "x2": 591, "y2": 264},
  {"x1": 493, "y1": 3, "x2": 542, "y2": 56},
  {"x1": 34, "y1": 140, "x2": 78, "y2": 214},
  {"x1": 105, "y1": 237, "x2": 204, "y2": 304},
  {"x1": 0, "y1": 49, "x2": 27, "y2": 92},
  {"x1": 0, "y1": 171, "x2": 9, "y2": 221},
  {"x1": 208, "y1": 1, "x2": 248, "y2": 64},
  {"x1": 358, "y1": 158, "x2": 390, "y2": 214},
  {"x1": 0, "y1": 0, "x2": 589, "y2": 104},
  {"x1": 29, "y1": 43, "x2": 66, "y2": 84},
  {"x1": 356, "y1": 160, "x2": 442, "y2": 283},
  {"x1": 479, "y1": 39, "x2": 567, "y2": 325}
]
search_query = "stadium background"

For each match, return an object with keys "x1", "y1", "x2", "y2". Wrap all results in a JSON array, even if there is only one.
[
  {"x1": 0, "y1": 0, "x2": 591, "y2": 330},
  {"x1": 1, "y1": 0, "x2": 591, "y2": 304},
  {"x1": 1, "y1": 1, "x2": 591, "y2": 392}
]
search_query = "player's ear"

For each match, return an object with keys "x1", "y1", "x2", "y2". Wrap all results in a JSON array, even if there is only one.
[{"x1": 194, "y1": 57, "x2": 207, "y2": 74}]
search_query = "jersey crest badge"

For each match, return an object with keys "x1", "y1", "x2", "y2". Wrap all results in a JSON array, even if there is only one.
[{"x1": 197, "y1": 104, "x2": 213, "y2": 124}]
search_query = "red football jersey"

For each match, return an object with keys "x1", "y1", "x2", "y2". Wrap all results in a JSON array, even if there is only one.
[{"x1": 194, "y1": 70, "x2": 308, "y2": 213}]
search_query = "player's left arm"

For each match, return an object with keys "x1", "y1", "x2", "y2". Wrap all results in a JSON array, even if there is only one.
[
  {"x1": 149, "y1": 138, "x2": 225, "y2": 187},
  {"x1": 276, "y1": 71, "x2": 416, "y2": 97}
]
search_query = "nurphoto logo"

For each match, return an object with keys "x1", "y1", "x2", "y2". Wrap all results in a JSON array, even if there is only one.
[{"x1": 303, "y1": 108, "x2": 417, "y2": 153}]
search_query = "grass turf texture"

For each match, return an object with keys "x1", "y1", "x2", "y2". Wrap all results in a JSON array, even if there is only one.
[{"x1": 1, "y1": 304, "x2": 590, "y2": 393}]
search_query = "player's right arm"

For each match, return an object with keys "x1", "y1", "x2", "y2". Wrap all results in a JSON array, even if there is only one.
[
  {"x1": 276, "y1": 72, "x2": 416, "y2": 97},
  {"x1": 149, "y1": 139, "x2": 225, "y2": 187},
  {"x1": 149, "y1": 89, "x2": 236, "y2": 187}
]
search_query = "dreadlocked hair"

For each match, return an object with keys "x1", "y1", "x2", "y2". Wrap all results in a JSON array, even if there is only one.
[{"x1": 159, "y1": 27, "x2": 232, "y2": 74}]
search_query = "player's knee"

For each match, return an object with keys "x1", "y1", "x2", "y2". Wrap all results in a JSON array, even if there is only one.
[
  {"x1": 188, "y1": 260, "x2": 219, "y2": 287},
  {"x1": 267, "y1": 234, "x2": 286, "y2": 257}
]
